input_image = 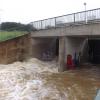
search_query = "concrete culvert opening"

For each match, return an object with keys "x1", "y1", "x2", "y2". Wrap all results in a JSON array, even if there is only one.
[
  {"x1": 32, "y1": 37, "x2": 59, "y2": 61},
  {"x1": 41, "y1": 38, "x2": 59, "y2": 61},
  {"x1": 88, "y1": 39, "x2": 100, "y2": 64}
]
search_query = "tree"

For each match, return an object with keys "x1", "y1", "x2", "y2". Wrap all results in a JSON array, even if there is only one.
[{"x1": 1, "y1": 22, "x2": 35, "y2": 31}]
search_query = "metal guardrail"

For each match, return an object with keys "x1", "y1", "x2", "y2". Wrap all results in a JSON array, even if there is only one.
[{"x1": 30, "y1": 8, "x2": 100, "y2": 30}]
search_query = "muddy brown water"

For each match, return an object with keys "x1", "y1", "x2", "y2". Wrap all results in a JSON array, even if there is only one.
[{"x1": 0, "y1": 58, "x2": 99, "y2": 100}]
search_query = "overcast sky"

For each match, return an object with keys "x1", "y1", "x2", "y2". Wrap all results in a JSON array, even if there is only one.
[{"x1": 0, "y1": 0, "x2": 100, "y2": 24}]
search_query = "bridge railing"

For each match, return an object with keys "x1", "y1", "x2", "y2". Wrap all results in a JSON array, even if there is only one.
[{"x1": 31, "y1": 8, "x2": 100, "y2": 30}]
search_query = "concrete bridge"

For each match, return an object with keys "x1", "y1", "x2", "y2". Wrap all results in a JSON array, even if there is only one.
[{"x1": 30, "y1": 8, "x2": 100, "y2": 72}]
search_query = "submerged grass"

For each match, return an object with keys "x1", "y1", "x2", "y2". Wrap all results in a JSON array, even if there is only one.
[{"x1": 0, "y1": 31, "x2": 27, "y2": 42}]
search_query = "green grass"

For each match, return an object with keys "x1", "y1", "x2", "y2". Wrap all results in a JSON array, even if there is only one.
[{"x1": 0, "y1": 31, "x2": 28, "y2": 42}]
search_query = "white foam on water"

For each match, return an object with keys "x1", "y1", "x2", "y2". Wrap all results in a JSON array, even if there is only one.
[
  {"x1": 0, "y1": 58, "x2": 58, "y2": 100},
  {"x1": 0, "y1": 58, "x2": 99, "y2": 100}
]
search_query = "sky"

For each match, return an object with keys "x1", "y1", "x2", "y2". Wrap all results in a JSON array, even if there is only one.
[{"x1": 0, "y1": 0, "x2": 100, "y2": 24}]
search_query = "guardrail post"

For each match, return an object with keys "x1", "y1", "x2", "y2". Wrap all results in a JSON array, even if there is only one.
[
  {"x1": 41, "y1": 20, "x2": 42, "y2": 29},
  {"x1": 55, "y1": 17, "x2": 56, "y2": 28},
  {"x1": 74, "y1": 13, "x2": 75, "y2": 23}
]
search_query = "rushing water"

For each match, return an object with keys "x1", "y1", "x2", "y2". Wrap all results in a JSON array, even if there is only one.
[{"x1": 0, "y1": 58, "x2": 99, "y2": 100}]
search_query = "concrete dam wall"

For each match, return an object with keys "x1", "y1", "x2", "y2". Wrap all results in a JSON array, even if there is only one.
[{"x1": 0, "y1": 31, "x2": 98, "y2": 72}]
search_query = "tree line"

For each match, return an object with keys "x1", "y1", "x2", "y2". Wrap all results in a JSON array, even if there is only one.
[{"x1": 0, "y1": 22, "x2": 35, "y2": 32}]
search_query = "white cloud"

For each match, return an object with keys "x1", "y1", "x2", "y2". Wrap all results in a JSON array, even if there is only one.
[{"x1": 0, "y1": 0, "x2": 100, "y2": 24}]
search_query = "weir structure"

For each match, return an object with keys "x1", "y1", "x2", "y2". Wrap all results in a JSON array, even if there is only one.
[{"x1": 30, "y1": 8, "x2": 100, "y2": 72}]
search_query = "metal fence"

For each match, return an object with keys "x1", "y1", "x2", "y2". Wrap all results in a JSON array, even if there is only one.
[{"x1": 31, "y1": 8, "x2": 100, "y2": 30}]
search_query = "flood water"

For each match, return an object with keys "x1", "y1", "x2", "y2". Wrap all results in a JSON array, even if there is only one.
[{"x1": 0, "y1": 58, "x2": 99, "y2": 100}]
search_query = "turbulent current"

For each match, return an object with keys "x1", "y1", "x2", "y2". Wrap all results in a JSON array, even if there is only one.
[{"x1": 0, "y1": 58, "x2": 99, "y2": 100}]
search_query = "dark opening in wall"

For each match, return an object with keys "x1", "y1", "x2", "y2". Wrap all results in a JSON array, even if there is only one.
[
  {"x1": 88, "y1": 39, "x2": 100, "y2": 64},
  {"x1": 32, "y1": 38, "x2": 59, "y2": 61},
  {"x1": 42, "y1": 38, "x2": 59, "y2": 61},
  {"x1": 55, "y1": 38, "x2": 59, "y2": 56},
  {"x1": 41, "y1": 38, "x2": 55, "y2": 61}
]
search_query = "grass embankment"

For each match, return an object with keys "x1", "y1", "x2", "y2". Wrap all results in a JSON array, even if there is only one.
[{"x1": 0, "y1": 31, "x2": 28, "y2": 42}]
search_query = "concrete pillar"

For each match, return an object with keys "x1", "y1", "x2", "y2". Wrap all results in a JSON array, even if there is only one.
[{"x1": 58, "y1": 36, "x2": 66, "y2": 72}]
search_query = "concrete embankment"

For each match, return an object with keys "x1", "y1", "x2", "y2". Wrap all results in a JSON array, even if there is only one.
[{"x1": 0, "y1": 34, "x2": 32, "y2": 64}]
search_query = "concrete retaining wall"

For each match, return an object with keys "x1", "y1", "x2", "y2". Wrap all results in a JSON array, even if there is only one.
[{"x1": 0, "y1": 34, "x2": 32, "y2": 64}]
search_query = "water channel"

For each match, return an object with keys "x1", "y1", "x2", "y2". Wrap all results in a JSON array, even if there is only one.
[{"x1": 0, "y1": 58, "x2": 99, "y2": 100}]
